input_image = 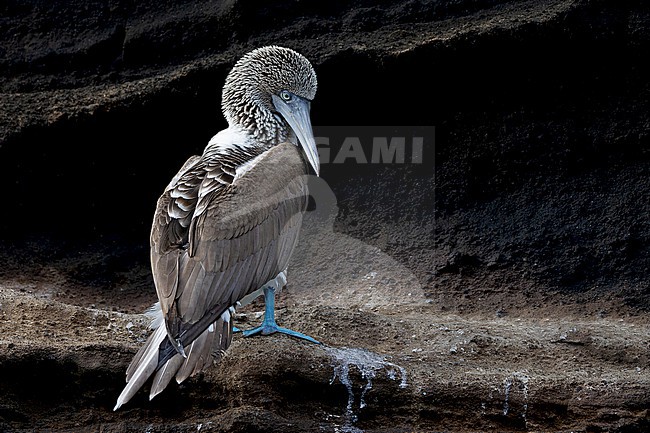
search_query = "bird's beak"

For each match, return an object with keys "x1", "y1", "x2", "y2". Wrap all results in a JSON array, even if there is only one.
[{"x1": 272, "y1": 94, "x2": 320, "y2": 176}]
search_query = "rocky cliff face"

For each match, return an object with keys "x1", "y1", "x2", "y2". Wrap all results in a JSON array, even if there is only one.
[{"x1": 1, "y1": 1, "x2": 649, "y2": 432}]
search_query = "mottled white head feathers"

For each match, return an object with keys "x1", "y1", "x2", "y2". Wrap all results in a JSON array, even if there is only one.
[{"x1": 221, "y1": 46, "x2": 318, "y2": 145}]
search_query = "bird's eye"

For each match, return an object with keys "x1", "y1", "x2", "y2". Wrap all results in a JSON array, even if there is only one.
[{"x1": 280, "y1": 90, "x2": 292, "y2": 101}]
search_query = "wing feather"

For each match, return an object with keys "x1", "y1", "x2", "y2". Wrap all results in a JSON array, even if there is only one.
[
  {"x1": 218, "y1": 237, "x2": 230, "y2": 271},
  {"x1": 176, "y1": 261, "x2": 206, "y2": 319},
  {"x1": 186, "y1": 271, "x2": 217, "y2": 323},
  {"x1": 205, "y1": 262, "x2": 237, "y2": 310},
  {"x1": 153, "y1": 252, "x2": 180, "y2": 316}
]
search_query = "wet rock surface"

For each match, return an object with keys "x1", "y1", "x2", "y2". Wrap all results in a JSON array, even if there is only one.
[{"x1": 1, "y1": 0, "x2": 649, "y2": 431}]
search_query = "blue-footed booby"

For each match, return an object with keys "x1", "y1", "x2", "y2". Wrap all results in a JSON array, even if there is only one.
[{"x1": 114, "y1": 46, "x2": 321, "y2": 410}]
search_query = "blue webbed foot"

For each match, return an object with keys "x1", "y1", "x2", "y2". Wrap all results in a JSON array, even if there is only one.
[
  {"x1": 240, "y1": 286, "x2": 321, "y2": 345},
  {"x1": 242, "y1": 321, "x2": 320, "y2": 344}
]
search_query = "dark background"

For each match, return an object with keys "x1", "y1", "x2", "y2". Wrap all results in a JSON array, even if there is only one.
[{"x1": 1, "y1": 0, "x2": 648, "y2": 314}]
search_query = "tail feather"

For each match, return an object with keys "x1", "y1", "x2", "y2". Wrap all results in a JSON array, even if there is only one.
[
  {"x1": 125, "y1": 329, "x2": 160, "y2": 383},
  {"x1": 175, "y1": 324, "x2": 215, "y2": 383},
  {"x1": 216, "y1": 307, "x2": 234, "y2": 356},
  {"x1": 125, "y1": 303, "x2": 164, "y2": 382},
  {"x1": 114, "y1": 323, "x2": 166, "y2": 411},
  {"x1": 149, "y1": 354, "x2": 184, "y2": 400},
  {"x1": 114, "y1": 306, "x2": 235, "y2": 411},
  {"x1": 175, "y1": 307, "x2": 234, "y2": 383}
]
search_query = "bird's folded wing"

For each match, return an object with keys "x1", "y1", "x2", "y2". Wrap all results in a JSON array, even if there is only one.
[{"x1": 149, "y1": 142, "x2": 308, "y2": 352}]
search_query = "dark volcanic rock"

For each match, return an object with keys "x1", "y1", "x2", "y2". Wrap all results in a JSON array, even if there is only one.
[{"x1": 1, "y1": 0, "x2": 649, "y2": 432}]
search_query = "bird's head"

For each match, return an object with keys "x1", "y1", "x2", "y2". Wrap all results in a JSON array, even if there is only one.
[{"x1": 222, "y1": 45, "x2": 320, "y2": 175}]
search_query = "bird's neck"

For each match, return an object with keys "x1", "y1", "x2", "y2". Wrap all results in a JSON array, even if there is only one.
[
  {"x1": 227, "y1": 100, "x2": 293, "y2": 147},
  {"x1": 206, "y1": 124, "x2": 294, "y2": 159}
]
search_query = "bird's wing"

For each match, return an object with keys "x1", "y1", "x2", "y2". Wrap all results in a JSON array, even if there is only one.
[
  {"x1": 149, "y1": 154, "x2": 204, "y2": 318},
  {"x1": 150, "y1": 141, "x2": 308, "y2": 354}
]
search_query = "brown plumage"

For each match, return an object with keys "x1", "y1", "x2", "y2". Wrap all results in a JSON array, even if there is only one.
[{"x1": 114, "y1": 46, "x2": 320, "y2": 410}]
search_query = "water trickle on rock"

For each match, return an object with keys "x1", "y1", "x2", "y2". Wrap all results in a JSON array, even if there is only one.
[
  {"x1": 502, "y1": 372, "x2": 529, "y2": 426},
  {"x1": 326, "y1": 347, "x2": 407, "y2": 432}
]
